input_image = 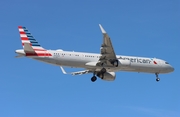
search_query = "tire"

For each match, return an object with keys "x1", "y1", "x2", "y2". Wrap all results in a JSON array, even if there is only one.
[
  {"x1": 91, "y1": 76, "x2": 97, "y2": 82},
  {"x1": 156, "y1": 78, "x2": 160, "y2": 82}
]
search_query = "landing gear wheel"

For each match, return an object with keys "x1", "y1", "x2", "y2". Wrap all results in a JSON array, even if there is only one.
[
  {"x1": 156, "y1": 78, "x2": 160, "y2": 82},
  {"x1": 91, "y1": 76, "x2": 97, "y2": 82}
]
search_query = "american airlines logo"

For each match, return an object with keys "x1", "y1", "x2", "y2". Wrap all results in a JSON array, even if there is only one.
[{"x1": 119, "y1": 57, "x2": 157, "y2": 64}]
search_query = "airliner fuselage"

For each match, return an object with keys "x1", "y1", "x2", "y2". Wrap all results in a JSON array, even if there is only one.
[
  {"x1": 16, "y1": 49, "x2": 174, "y2": 75},
  {"x1": 15, "y1": 25, "x2": 174, "y2": 82}
]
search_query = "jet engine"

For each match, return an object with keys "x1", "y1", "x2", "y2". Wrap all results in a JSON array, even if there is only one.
[
  {"x1": 97, "y1": 72, "x2": 116, "y2": 81},
  {"x1": 110, "y1": 59, "x2": 131, "y2": 67},
  {"x1": 111, "y1": 60, "x2": 119, "y2": 67}
]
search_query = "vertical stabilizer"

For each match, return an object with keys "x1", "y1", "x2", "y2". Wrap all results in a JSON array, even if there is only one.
[
  {"x1": 17, "y1": 26, "x2": 52, "y2": 57},
  {"x1": 18, "y1": 26, "x2": 46, "y2": 51}
]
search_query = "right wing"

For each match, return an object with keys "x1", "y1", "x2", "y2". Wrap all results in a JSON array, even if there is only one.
[
  {"x1": 97, "y1": 24, "x2": 118, "y2": 67},
  {"x1": 60, "y1": 25, "x2": 119, "y2": 76}
]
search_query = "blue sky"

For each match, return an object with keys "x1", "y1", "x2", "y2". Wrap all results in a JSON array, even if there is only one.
[{"x1": 0, "y1": 0, "x2": 179, "y2": 117}]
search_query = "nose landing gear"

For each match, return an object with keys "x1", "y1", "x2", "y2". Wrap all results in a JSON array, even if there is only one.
[{"x1": 155, "y1": 73, "x2": 160, "y2": 82}]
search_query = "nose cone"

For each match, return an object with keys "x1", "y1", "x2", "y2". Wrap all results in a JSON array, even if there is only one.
[{"x1": 168, "y1": 65, "x2": 174, "y2": 73}]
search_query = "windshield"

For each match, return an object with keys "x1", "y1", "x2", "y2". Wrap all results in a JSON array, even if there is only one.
[{"x1": 165, "y1": 62, "x2": 169, "y2": 64}]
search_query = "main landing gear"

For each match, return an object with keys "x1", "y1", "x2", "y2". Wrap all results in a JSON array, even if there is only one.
[
  {"x1": 155, "y1": 73, "x2": 160, "y2": 82},
  {"x1": 101, "y1": 68, "x2": 106, "y2": 74},
  {"x1": 91, "y1": 71, "x2": 97, "y2": 82},
  {"x1": 91, "y1": 68, "x2": 107, "y2": 82}
]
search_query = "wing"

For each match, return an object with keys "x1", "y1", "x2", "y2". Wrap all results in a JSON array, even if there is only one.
[
  {"x1": 98, "y1": 24, "x2": 117, "y2": 66},
  {"x1": 60, "y1": 66, "x2": 93, "y2": 75},
  {"x1": 60, "y1": 25, "x2": 119, "y2": 76}
]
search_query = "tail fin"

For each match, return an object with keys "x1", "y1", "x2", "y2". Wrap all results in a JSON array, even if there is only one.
[
  {"x1": 18, "y1": 26, "x2": 52, "y2": 57},
  {"x1": 18, "y1": 26, "x2": 46, "y2": 51}
]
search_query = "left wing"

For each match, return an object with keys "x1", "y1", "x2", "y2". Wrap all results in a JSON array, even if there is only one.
[
  {"x1": 97, "y1": 24, "x2": 118, "y2": 67},
  {"x1": 60, "y1": 66, "x2": 92, "y2": 75}
]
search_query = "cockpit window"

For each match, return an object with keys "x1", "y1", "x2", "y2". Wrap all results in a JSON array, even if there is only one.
[{"x1": 165, "y1": 62, "x2": 169, "y2": 64}]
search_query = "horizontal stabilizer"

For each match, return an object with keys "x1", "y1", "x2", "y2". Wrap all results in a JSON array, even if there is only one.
[
  {"x1": 60, "y1": 66, "x2": 91, "y2": 75},
  {"x1": 15, "y1": 54, "x2": 24, "y2": 58}
]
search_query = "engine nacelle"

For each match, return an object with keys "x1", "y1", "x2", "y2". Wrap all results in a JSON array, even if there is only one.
[
  {"x1": 110, "y1": 59, "x2": 130, "y2": 67},
  {"x1": 111, "y1": 60, "x2": 119, "y2": 67},
  {"x1": 97, "y1": 72, "x2": 116, "y2": 81}
]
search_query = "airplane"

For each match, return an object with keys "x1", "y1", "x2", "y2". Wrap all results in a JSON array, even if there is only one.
[{"x1": 15, "y1": 24, "x2": 174, "y2": 82}]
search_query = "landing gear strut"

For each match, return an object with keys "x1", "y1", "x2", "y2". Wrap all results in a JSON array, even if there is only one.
[
  {"x1": 100, "y1": 68, "x2": 107, "y2": 79},
  {"x1": 101, "y1": 68, "x2": 106, "y2": 74},
  {"x1": 155, "y1": 73, "x2": 160, "y2": 82},
  {"x1": 91, "y1": 68, "x2": 107, "y2": 82}
]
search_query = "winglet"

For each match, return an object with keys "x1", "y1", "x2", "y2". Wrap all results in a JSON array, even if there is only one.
[
  {"x1": 60, "y1": 66, "x2": 67, "y2": 74},
  {"x1": 99, "y1": 24, "x2": 106, "y2": 34}
]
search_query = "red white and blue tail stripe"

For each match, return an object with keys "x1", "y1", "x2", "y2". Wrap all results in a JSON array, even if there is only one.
[
  {"x1": 18, "y1": 26, "x2": 52, "y2": 56},
  {"x1": 18, "y1": 26, "x2": 45, "y2": 51}
]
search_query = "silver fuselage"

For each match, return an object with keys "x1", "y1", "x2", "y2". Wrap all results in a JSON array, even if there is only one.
[{"x1": 16, "y1": 49, "x2": 174, "y2": 74}]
